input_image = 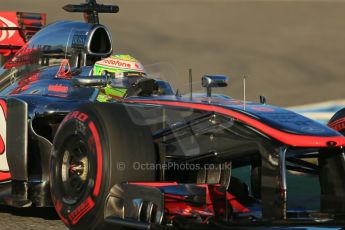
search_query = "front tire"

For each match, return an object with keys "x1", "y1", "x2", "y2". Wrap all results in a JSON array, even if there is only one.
[
  {"x1": 50, "y1": 103, "x2": 157, "y2": 230},
  {"x1": 328, "y1": 108, "x2": 345, "y2": 135}
]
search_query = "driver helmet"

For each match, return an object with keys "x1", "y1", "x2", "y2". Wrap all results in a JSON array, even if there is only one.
[{"x1": 93, "y1": 54, "x2": 146, "y2": 100}]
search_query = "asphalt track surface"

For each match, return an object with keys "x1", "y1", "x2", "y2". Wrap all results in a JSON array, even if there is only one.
[
  {"x1": 0, "y1": 206, "x2": 66, "y2": 229},
  {"x1": 1, "y1": 0, "x2": 345, "y2": 229}
]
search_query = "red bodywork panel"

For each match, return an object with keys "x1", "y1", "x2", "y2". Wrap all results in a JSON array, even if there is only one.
[
  {"x1": 0, "y1": 172, "x2": 11, "y2": 182},
  {"x1": 0, "y1": 12, "x2": 46, "y2": 57},
  {"x1": 0, "y1": 12, "x2": 24, "y2": 56}
]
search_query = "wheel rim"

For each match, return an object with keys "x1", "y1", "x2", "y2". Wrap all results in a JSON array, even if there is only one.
[{"x1": 60, "y1": 136, "x2": 90, "y2": 205}]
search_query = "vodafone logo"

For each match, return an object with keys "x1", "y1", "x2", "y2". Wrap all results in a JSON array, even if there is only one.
[
  {"x1": 100, "y1": 58, "x2": 145, "y2": 72},
  {"x1": 103, "y1": 59, "x2": 131, "y2": 69},
  {"x1": 0, "y1": 16, "x2": 16, "y2": 42}
]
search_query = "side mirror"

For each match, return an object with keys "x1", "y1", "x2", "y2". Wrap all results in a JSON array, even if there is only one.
[
  {"x1": 201, "y1": 75, "x2": 228, "y2": 97},
  {"x1": 72, "y1": 75, "x2": 108, "y2": 87}
]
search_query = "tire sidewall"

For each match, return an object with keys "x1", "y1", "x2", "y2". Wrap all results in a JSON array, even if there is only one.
[
  {"x1": 50, "y1": 107, "x2": 111, "y2": 230},
  {"x1": 328, "y1": 108, "x2": 345, "y2": 136},
  {"x1": 50, "y1": 103, "x2": 157, "y2": 230}
]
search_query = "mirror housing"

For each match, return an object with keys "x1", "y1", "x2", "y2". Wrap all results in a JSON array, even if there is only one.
[
  {"x1": 201, "y1": 75, "x2": 228, "y2": 97},
  {"x1": 72, "y1": 75, "x2": 108, "y2": 87},
  {"x1": 202, "y1": 75, "x2": 228, "y2": 88}
]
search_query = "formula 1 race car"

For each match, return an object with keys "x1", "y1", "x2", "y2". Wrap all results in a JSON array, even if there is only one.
[{"x1": 0, "y1": 1, "x2": 345, "y2": 230}]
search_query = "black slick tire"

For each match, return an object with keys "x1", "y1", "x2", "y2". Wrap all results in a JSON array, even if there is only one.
[{"x1": 50, "y1": 103, "x2": 157, "y2": 230}]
